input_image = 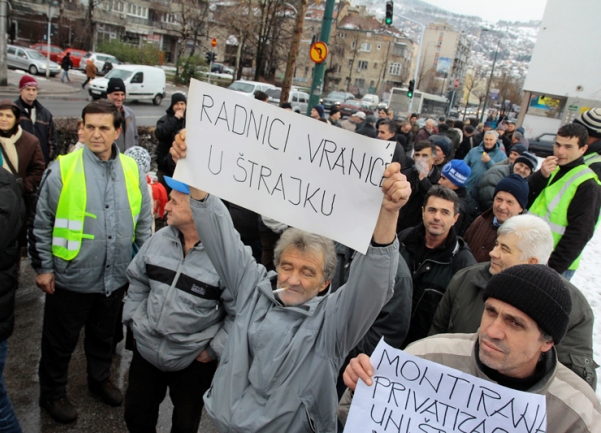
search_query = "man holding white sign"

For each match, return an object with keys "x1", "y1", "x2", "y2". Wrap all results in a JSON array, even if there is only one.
[
  {"x1": 171, "y1": 130, "x2": 411, "y2": 432},
  {"x1": 340, "y1": 265, "x2": 601, "y2": 432}
]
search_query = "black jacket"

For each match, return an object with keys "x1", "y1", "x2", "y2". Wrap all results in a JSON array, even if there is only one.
[
  {"x1": 396, "y1": 165, "x2": 441, "y2": 233},
  {"x1": 0, "y1": 168, "x2": 25, "y2": 341},
  {"x1": 330, "y1": 242, "x2": 413, "y2": 396},
  {"x1": 584, "y1": 139, "x2": 601, "y2": 179},
  {"x1": 14, "y1": 97, "x2": 57, "y2": 165},
  {"x1": 455, "y1": 134, "x2": 475, "y2": 160},
  {"x1": 61, "y1": 56, "x2": 72, "y2": 71},
  {"x1": 528, "y1": 157, "x2": 601, "y2": 273},
  {"x1": 155, "y1": 108, "x2": 186, "y2": 174},
  {"x1": 356, "y1": 123, "x2": 377, "y2": 138},
  {"x1": 398, "y1": 224, "x2": 476, "y2": 348},
  {"x1": 455, "y1": 186, "x2": 472, "y2": 236}
]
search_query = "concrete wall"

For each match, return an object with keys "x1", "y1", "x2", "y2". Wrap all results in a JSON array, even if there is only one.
[{"x1": 523, "y1": 0, "x2": 601, "y2": 100}]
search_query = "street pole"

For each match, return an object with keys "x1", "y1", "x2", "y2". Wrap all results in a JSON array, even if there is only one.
[
  {"x1": 307, "y1": 0, "x2": 336, "y2": 115},
  {"x1": 281, "y1": 0, "x2": 306, "y2": 107},
  {"x1": 0, "y1": 0, "x2": 8, "y2": 86},
  {"x1": 480, "y1": 33, "x2": 500, "y2": 122},
  {"x1": 46, "y1": 1, "x2": 56, "y2": 78},
  {"x1": 393, "y1": 14, "x2": 425, "y2": 113}
]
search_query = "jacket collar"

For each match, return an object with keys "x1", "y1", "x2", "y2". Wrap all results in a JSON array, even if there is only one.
[
  {"x1": 260, "y1": 273, "x2": 326, "y2": 316},
  {"x1": 585, "y1": 138, "x2": 601, "y2": 155},
  {"x1": 402, "y1": 223, "x2": 460, "y2": 263},
  {"x1": 82, "y1": 142, "x2": 120, "y2": 166}
]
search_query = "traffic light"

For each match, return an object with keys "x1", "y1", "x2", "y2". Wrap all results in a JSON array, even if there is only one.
[
  {"x1": 407, "y1": 79, "x2": 415, "y2": 98},
  {"x1": 385, "y1": 1, "x2": 393, "y2": 25},
  {"x1": 210, "y1": 52, "x2": 217, "y2": 62},
  {"x1": 205, "y1": 52, "x2": 211, "y2": 63}
]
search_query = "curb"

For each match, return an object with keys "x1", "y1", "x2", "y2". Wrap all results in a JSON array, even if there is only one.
[{"x1": 0, "y1": 86, "x2": 82, "y2": 96}]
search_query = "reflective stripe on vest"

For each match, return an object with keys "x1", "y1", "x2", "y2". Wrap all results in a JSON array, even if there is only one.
[
  {"x1": 529, "y1": 164, "x2": 601, "y2": 270},
  {"x1": 584, "y1": 152, "x2": 601, "y2": 167},
  {"x1": 52, "y1": 149, "x2": 142, "y2": 261}
]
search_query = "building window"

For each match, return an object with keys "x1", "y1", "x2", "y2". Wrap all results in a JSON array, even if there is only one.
[
  {"x1": 358, "y1": 60, "x2": 368, "y2": 70},
  {"x1": 388, "y1": 62, "x2": 402, "y2": 76},
  {"x1": 355, "y1": 78, "x2": 365, "y2": 88},
  {"x1": 359, "y1": 42, "x2": 372, "y2": 52},
  {"x1": 348, "y1": 59, "x2": 354, "y2": 68},
  {"x1": 374, "y1": 62, "x2": 377, "y2": 69},
  {"x1": 351, "y1": 41, "x2": 356, "y2": 49},
  {"x1": 336, "y1": 64, "x2": 342, "y2": 73}
]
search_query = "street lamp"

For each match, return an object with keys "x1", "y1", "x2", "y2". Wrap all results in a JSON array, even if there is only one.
[
  {"x1": 480, "y1": 28, "x2": 501, "y2": 122},
  {"x1": 45, "y1": 0, "x2": 59, "y2": 78}
]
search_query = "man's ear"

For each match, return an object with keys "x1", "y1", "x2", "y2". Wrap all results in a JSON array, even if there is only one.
[
  {"x1": 527, "y1": 257, "x2": 539, "y2": 265},
  {"x1": 540, "y1": 340, "x2": 554, "y2": 354},
  {"x1": 318, "y1": 279, "x2": 331, "y2": 295}
]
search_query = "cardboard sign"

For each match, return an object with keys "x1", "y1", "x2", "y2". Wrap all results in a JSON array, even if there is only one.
[
  {"x1": 174, "y1": 79, "x2": 396, "y2": 253},
  {"x1": 344, "y1": 340, "x2": 547, "y2": 433}
]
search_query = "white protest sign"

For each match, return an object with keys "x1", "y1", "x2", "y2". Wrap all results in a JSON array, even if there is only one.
[
  {"x1": 344, "y1": 340, "x2": 547, "y2": 433},
  {"x1": 173, "y1": 79, "x2": 396, "y2": 254}
]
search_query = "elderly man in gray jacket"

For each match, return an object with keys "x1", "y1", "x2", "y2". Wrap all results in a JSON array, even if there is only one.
[
  {"x1": 170, "y1": 132, "x2": 410, "y2": 433},
  {"x1": 122, "y1": 175, "x2": 235, "y2": 433},
  {"x1": 30, "y1": 100, "x2": 152, "y2": 424}
]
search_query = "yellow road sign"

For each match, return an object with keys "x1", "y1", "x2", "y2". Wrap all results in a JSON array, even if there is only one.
[{"x1": 310, "y1": 42, "x2": 328, "y2": 64}]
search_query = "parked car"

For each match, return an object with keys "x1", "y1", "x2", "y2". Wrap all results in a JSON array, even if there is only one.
[
  {"x1": 321, "y1": 91, "x2": 355, "y2": 110},
  {"x1": 228, "y1": 80, "x2": 276, "y2": 97},
  {"x1": 266, "y1": 88, "x2": 309, "y2": 113},
  {"x1": 56, "y1": 48, "x2": 88, "y2": 69},
  {"x1": 361, "y1": 94, "x2": 380, "y2": 110},
  {"x1": 339, "y1": 99, "x2": 373, "y2": 118},
  {"x1": 88, "y1": 65, "x2": 166, "y2": 105},
  {"x1": 30, "y1": 43, "x2": 63, "y2": 62},
  {"x1": 528, "y1": 133, "x2": 556, "y2": 158},
  {"x1": 7, "y1": 44, "x2": 60, "y2": 76},
  {"x1": 81, "y1": 52, "x2": 121, "y2": 75}
]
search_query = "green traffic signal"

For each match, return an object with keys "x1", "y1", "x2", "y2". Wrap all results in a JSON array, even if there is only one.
[
  {"x1": 407, "y1": 91, "x2": 413, "y2": 98},
  {"x1": 385, "y1": 17, "x2": 392, "y2": 25}
]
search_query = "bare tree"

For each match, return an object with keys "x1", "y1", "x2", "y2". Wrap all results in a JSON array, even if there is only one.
[
  {"x1": 462, "y1": 66, "x2": 486, "y2": 120},
  {"x1": 168, "y1": 0, "x2": 210, "y2": 66},
  {"x1": 281, "y1": 0, "x2": 308, "y2": 106}
]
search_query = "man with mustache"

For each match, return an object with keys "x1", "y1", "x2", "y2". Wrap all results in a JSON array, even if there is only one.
[{"x1": 339, "y1": 264, "x2": 601, "y2": 432}]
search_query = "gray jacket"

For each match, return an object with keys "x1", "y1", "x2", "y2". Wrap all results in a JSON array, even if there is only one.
[
  {"x1": 115, "y1": 105, "x2": 138, "y2": 152},
  {"x1": 123, "y1": 226, "x2": 235, "y2": 371},
  {"x1": 192, "y1": 195, "x2": 398, "y2": 433},
  {"x1": 30, "y1": 145, "x2": 152, "y2": 295}
]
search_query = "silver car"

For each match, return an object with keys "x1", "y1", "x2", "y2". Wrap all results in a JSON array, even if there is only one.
[{"x1": 7, "y1": 45, "x2": 61, "y2": 76}]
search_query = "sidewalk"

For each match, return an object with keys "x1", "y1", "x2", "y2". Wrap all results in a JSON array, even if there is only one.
[{"x1": 0, "y1": 69, "x2": 81, "y2": 96}]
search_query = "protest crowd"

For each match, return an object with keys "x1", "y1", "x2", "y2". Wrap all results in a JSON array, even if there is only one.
[{"x1": 0, "y1": 73, "x2": 600, "y2": 432}]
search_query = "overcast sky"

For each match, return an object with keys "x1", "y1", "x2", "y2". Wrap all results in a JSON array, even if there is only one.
[{"x1": 422, "y1": 0, "x2": 548, "y2": 23}]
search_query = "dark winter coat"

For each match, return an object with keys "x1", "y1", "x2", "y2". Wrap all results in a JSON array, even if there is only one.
[
  {"x1": 462, "y1": 208, "x2": 499, "y2": 263},
  {"x1": 455, "y1": 133, "x2": 475, "y2": 160},
  {"x1": 0, "y1": 167, "x2": 25, "y2": 341},
  {"x1": 527, "y1": 157, "x2": 601, "y2": 274},
  {"x1": 1, "y1": 127, "x2": 46, "y2": 195},
  {"x1": 396, "y1": 165, "x2": 441, "y2": 233},
  {"x1": 474, "y1": 163, "x2": 512, "y2": 211},
  {"x1": 584, "y1": 139, "x2": 601, "y2": 179},
  {"x1": 155, "y1": 107, "x2": 186, "y2": 175},
  {"x1": 398, "y1": 224, "x2": 475, "y2": 348},
  {"x1": 355, "y1": 123, "x2": 377, "y2": 138},
  {"x1": 455, "y1": 186, "x2": 472, "y2": 237},
  {"x1": 61, "y1": 56, "x2": 72, "y2": 71},
  {"x1": 14, "y1": 97, "x2": 57, "y2": 165},
  {"x1": 430, "y1": 262, "x2": 598, "y2": 389}
]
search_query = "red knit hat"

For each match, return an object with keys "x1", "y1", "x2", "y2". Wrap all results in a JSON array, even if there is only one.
[{"x1": 19, "y1": 75, "x2": 38, "y2": 91}]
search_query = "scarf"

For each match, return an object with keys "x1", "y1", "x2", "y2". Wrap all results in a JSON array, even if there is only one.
[{"x1": 0, "y1": 126, "x2": 23, "y2": 174}]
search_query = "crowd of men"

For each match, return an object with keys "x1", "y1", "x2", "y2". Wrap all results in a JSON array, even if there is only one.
[{"x1": 0, "y1": 75, "x2": 600, "y2": 432}]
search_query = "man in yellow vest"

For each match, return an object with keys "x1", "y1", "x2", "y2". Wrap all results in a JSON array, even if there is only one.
[
  {"x1": 29, "y1": 100, "x2": 152, "y2": 423},
  {"x1": 528, "y1": 123, "x2": 601, "y2": 280}
]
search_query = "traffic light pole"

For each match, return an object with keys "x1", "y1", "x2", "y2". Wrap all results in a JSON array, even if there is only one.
[
  {"x1": 393, "y1": 13, "x2": 424, "y2": 113},
  {"x1": 306, "y1": 0, "x2": 336, "y2": 116}
]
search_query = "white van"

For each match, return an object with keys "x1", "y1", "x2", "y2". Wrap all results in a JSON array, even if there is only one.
[
  {"x1": 228, "y1": 80, "x2": 276, "y2": 97},
  {"x1": 361, "y1": 94, "x2": 380, "y2": 110},
  {"x1": 88, "y1": 65, "x2": 166, "y2": 105}
]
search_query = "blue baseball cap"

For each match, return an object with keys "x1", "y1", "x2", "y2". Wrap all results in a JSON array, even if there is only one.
[{"x1": 164, "y1": 176, "x2": 190, "y2": 194}]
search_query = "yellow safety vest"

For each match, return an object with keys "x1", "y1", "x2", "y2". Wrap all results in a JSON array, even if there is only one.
[
  {"x1": 529, "y1": 164, "x2": 601, "y2": 270},
  {"x1": 52, "y1": 149, "x2": 142, "y2": 261},
  {"x1": 584, "y1": 152, "x2": 601, "y2": 167}
]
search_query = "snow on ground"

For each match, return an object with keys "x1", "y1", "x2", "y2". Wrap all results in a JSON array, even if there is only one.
[{"x1": 571, "y1": 226, "x2": 601, "y2": 399}]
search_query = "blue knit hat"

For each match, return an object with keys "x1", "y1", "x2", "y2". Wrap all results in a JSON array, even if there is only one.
[
  {"x1": 313, "y1": 104, "x2": 325, "y2": 118},
  {"x1": 494, "y1": 174, "x2": 529, "y2": 210},
  {"x1": 442, "y1": 160, "x2": 471, "y2": 187},
  {"x1": 433, "y1": 138, "x2": 451, "y2": 157}
]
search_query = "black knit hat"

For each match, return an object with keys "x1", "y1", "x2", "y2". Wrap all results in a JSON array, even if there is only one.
[
  {"x1": 107, "y1": 78, "x2": 126, "y2": 94},
  {"x1": 171, "y1": 92, "x2": 187, "y2": 107},
  {"x1": 483, "y1": 265, "x2": 572, "y2": 343},
  {"x1": 494, "y1": 174, "x2": 529, "y2": 210}
]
